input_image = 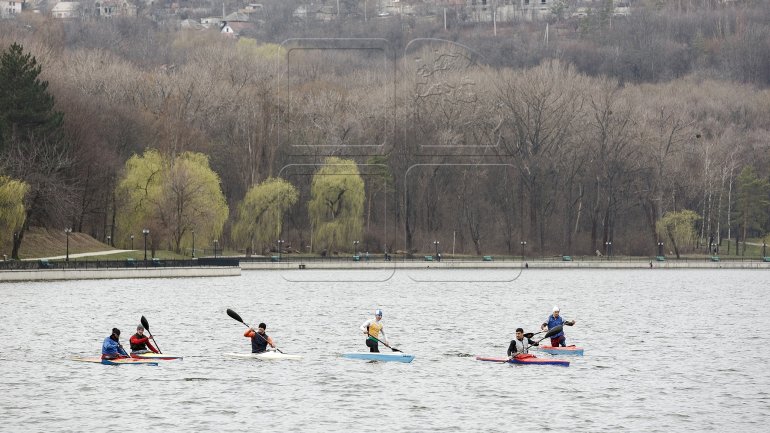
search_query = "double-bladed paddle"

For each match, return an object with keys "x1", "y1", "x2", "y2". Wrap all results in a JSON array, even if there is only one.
[
  {"x1": 226, "y1": 308, "x2": 284, "y2": 354},
  {"x1": 535, "y1": 325, "x2": 564, "y2": 344},
  {"x1": 523, "y1": 320, "x2": 575, "y2": 339},
  {"x1": 140, "y1": 315, "x2": 163, "y2": 354},
  {"x1": 367, "y1": 333, "x2": 403, "y2": 353}
]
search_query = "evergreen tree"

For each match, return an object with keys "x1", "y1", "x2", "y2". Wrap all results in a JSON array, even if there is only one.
[{"x1": 0, "y1": 43, "x2": 63, "y2": 152}]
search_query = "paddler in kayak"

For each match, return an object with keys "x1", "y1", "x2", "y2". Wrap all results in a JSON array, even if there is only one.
[
  {"x1": 244, "y1": 322, "x2": 276, "y2": 353},
  {"x1": 101, "y1": 328, "x2": 129, "y2": 359},
  {"x1": 507, "y1": 328, "x2": 538, "y2": 358},
  {"x1": 541, "y1": 306, "x2": 576, "y2": 347},
  {"x1": 360, "y1": 309, "x2": 389, "y2": 352},
  {"x1": 129, "y1": 325, "x2": 159, "y2": 355}
]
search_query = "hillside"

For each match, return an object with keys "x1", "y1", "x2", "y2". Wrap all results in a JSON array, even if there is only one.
[{"x1": 3, "y1": 228, "x2": 111, "y2": 260}]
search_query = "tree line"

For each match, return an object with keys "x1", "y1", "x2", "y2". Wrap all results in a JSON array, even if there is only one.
[{"x1": 1, "y1": 3, "x2": 770, "y2": 258}]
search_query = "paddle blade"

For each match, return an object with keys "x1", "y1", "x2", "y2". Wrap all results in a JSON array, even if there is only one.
[
  {"x1": 523, "y1": 332, "x2": 534, "y2": 339},
  {"x1": 226, "y1": 308, "x2": 245, "y2": 324},
  {"x1": 140, "y1": 316, "x2": 150, "y2": 331},
  {"x1": 543, "y1": 325, "x2": 564, "y2": 339}
]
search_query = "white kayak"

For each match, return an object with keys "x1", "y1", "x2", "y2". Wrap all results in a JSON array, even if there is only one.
[
  {"x1": 225, "y1": 352, "x2": 302, "y2": 361},
  {"x1": 342, "y1": 352, "x2": 415, "y2": 363}
]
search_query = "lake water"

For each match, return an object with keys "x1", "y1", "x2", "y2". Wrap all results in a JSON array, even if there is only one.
[{"x1": 1, "y1": 269, "x2": 769, "y2": 432}]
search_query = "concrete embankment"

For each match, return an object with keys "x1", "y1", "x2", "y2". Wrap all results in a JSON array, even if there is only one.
[
  {"x1": 0, "y1": 266, "x2": 240, "y2": 282},
  {"x1": 240, "y1": 260, "x2": 770, "y2": 270}
]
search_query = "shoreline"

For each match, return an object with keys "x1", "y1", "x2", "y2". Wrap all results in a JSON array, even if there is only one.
[
  {"x1": 2, "y1": 259, "x2": 767, "y2": 282},
  {"x1": 241, "y1": 259, "x2": 770, "y2": 270},
  {"x1": 0, "y1": 266, "x2": 240, "y2": 282}
]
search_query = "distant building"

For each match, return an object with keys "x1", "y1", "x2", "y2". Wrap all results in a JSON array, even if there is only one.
[
  {"x1": 220, "y1": 20, "x2": 257, "y2": 37},
  {"x1": 1, "y1": 0, "x2": 23, "y2": 18},
  {"x1": 69, "y1": 0, "x2": 136, "y2": 17},
  {"x1": 200, "y1": 16, "x2": 222, "y2": 27},
  {"x1": 180, "y1": 18, "x2": 205, "y2": 30},
  {"x1": 51, "y1": 1, "x2": 82, "y2": 18},
  {"x1": 223, "y1": 11, "x2": 249, "y2": 22}
]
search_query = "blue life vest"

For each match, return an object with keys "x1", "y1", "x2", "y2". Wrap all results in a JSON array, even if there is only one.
[{"x1": 546, "y1": 315, "x2": 565, "y2": 338}]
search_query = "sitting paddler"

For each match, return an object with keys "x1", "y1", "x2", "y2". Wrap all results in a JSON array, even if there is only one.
[
  {"x1": 541, "y1": 306, "x2": 576, "y2": 347},
  {"x1": 129, "y1": 325, "x2": 158, "y2": 355},
  {"x1": 244, "y1": 322, "x2": 275, "y2": 353},
  {"x1": 101, "y1": 328, "x2": 129, "y2": 359},
  {"x1": 507, "y1": 328, "x2": 538, "y2": 358},
  {"x1": 360, "y1": 309, "x2": 389, "y2": 353}
]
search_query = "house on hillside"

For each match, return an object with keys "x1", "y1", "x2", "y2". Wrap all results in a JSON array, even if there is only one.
[
  {"x1": 1, "y1": 0, "x2": 23, "y2": 18},
  {"x1": 459, "y1": 0, "x2": 557, "y2": 23},
  {"x1": 221, "y1": 20, "x2": 257, "y2": 37},
  {"x1": 93, "y1": 0, "x2": 136, "y2": 17},
  {"x1": 292, "y1": 3, "x2": 334, "y2": 21},
  {"x1": 51, "y1": 1, "x2": 82, "y2": 18},
  {"x1": 200, "y1": 16, "x2": 222, "y2": 27},
  {"x1": 223, "y1": 11, "x2": 249, "y2": 22},
  {"x1": 180, "y1": 18, "x2": 205, "y2": 30}
]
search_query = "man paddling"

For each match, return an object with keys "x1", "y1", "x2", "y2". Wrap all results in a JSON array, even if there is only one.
[
  {"x1": 129, "y1": 325, "x2": 159, "y2": 355},
  {"x1": 507, "y1": 328, "x2": 538, "y2": 358},
  {"x1": 541, "y1": 306, "x2": 576, "y2": 347},
  {"x1": 360, "y1": 309, "x2": 389, "y2": 352},
  {"x1": 244, "y1": 322, "x2": 276, "y2": 353},
  {"x1": 101, "y1": 328, "x2": 129, "y2": 360}
]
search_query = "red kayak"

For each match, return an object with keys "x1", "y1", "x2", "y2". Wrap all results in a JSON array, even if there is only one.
[{"x1": 476, "y1": 354, "x2": 570, "y2": 367}]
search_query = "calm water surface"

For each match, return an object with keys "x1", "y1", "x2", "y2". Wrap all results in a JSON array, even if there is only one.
[{"x1": 1, "y1": 269, "x2": 769, "y2": 432}]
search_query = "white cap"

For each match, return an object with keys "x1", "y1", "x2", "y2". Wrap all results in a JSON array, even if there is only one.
[{"x1": 553, "y1": 305, "x2": 560, "y2": 312}]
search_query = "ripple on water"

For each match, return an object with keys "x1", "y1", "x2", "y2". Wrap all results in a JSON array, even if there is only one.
[{"x1": 1, "y1": 270, "x2": 769, "y2": 431}]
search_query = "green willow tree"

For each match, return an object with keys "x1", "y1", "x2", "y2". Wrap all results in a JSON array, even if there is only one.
[
  {"x1": 308, "y1": 157, "x2": 365, "y2": 253},
  {"x1": 0, "y1": 176, "x2": 28, "y2": 250},
  {"x1": 656, "y1": 210, "x2": 700, "y2": 259},
  {"x1": 734, "y1": 166, "x2": 770, "y2": 254},
  {"x1": 232, "y1": 178, "x2": 298, "y2": 254},
  {"x1": 116, "y1": 150, "x2": 228, "y2": 254}
]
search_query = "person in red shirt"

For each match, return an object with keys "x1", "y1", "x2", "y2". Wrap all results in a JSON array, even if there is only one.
[
  {"x1": 129, "y1": 325, "x2": 158, "y2": 355},
  {"x1": 244, "y1": 323, "x2": 275, "y2": 353}
]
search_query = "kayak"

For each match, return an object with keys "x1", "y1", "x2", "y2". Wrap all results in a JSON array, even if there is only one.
[
  {"x1": 536, "y1": 345, "x2": 584, "y2": 356},
  {"x1": 475, "y1": 354, "x2": 569, "y2": 367},
  {"x1": 130, "y1": 353, "x2": 183, "y2": 360},
  {"x1": 71, "y1": 357, "x2": 158, "y2": 366},
  {"x1": 342, "y1": 353, "x2": 415, "y2": 363},
  {"x1": 225, "y1": 352, "x2": 302, "y2": 361}
]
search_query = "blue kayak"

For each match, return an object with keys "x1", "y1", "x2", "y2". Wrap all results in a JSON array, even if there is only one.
[
  {"x1": 342, "y1": 353, "x2": 415, "y2": 363},
  {"x1": 536, "y1": 345, "x2": 584, "y2": 356}
]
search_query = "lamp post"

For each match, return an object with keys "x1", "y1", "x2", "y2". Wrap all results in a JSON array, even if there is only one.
[
  {"x1": 277, "y1": 239, "x2": 285, "y2": 260},
  {"x1": 130, "y1": 235, "x2": 134, "y2": 250},
  {"x1": 763, "y1": 241, "x2": 767, "y2": 258},
  {"x1": 353, "y1": 240, "x2": 360, "y2": 257},
  {"x1": 65, "y1": 228, "x2": 72, "y2": 262},
  {"x1": 142, "y1": 228, "x2": 149, "y2": 260},
  {"x1": 605, "y1": 241, "x2": 612, "y2": 259},
  {"x1": 433, "y1": 240, "x2": 440, "y2": 259},
  {"x1": 520, "y1": 241, "x2": 527, "y2": 260},
  {"x1": 657, "y1": 242, "x2": 664, "y2": 257},
  {"x1": 106, "y1": 235, "x2": 111, "y2": 247},
  {"x1": 191, "y1": 230, "x2": 195, "y2": 258},
  {"x1": 214, "y1": 240, "x2": 219, "y2": 258}
]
